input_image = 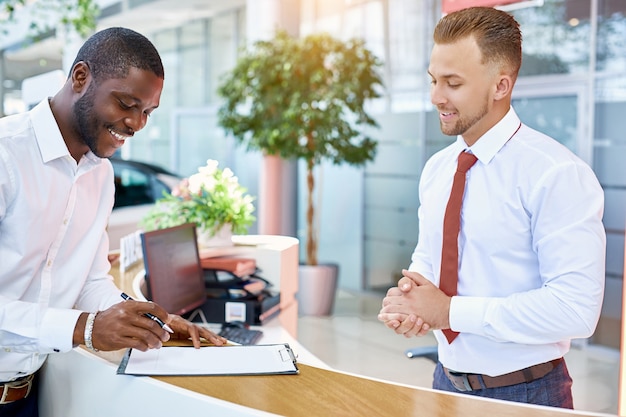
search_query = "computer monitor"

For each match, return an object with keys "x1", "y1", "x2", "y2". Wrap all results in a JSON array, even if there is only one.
[{"x1": 140, "y1": 223, "x2": 207, "y2": 316}]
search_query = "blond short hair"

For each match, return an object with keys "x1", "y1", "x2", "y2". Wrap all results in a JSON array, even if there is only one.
[{"x1": 434, "y1": 7, "x2": 522, "y2": 78}]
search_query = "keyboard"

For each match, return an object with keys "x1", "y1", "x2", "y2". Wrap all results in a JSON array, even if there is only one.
[{"x1": 219, "y1": 325, "x2": 263, "y2": 345}]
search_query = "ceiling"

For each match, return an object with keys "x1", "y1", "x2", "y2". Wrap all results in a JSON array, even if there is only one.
[
  {"x1": 99, "y1": 0, "x2": 246, "y2": 36},
  {"x1": 2, "y1": 0, "x2": 246, "y2": 92}
]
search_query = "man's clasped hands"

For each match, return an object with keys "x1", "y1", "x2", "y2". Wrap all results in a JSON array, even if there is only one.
[{"x1": 378, "y1": 269, "x2": 453, "y2": 338}]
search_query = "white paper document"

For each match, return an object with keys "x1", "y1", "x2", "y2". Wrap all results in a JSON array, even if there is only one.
[{"x1": 117, "y1": 343, "x2": 298, "y2": 376}]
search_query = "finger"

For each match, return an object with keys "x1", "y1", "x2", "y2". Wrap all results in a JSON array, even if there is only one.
[
  {"x1": 186, "y1": 324, "x2": 202, "y2": 348},
  {"x1": 402, "y1": 269, "x2": 430, "y2": 286},
  {"x1": 166, "y1": 316, "x2": 196, "y2": 342},
  {"x1": 403, "y1": 317, "x2": 425, "y2": 338},
  {"x1": 136, "y1": 301, "x2": 171, "y2": 329},
  {"x1": 414, "y1": 316, "x2": 424, "y2": 330},
  {"x1": 119, "y1": 322, "x2": 166, "y2": 349},
  {"x1": 198, "y1": 327, "x2": 227, "y2": 346},
  {"x1": 380, "y1": 313, "x2": 412, "y2": 330},
  {"x1": 185, "y1": 323, "x2": 227, "y2": 348},
  {"x1": 418, "y1": 323, "x2": 431, "y2": 336},
  {"x1": 379, "y1": 302, "x2": 413, "y2": 316},
  {"x1": 93, "y1": 306, "x2": 166, "y2": 351},
  {"x1": 393, "y1": 314, "x2": 417, "y2": 335},
  {"x1": 397, "y1": 277, "x2": 413, "y2": 292},
  {"x1": 381, "y1": 296, "x2": 396, "y2": 308},
  {"x1": 96, "y1": 326, "x2": 163, "y2": 352},
  {"x1": 383, "y1": 320, "x2": 401, "y2": 330},
  {"x1": 87, "y1": 314, "x2": 125, "y2": 351},
  {"x1": 131, "y1": 314, "x2": 170, "y2": 342},
  {"x1": 117, "y1": 301, "x2": 170, "y2": 339},
  {"x1": 116, "y1": 335, "x2": 154, "y2": 352},
  {"x1": 378, "y1": 312, "x2": 408, "y2": 324},
  {"x1": 384, "y1": 287, "x2": 403, "y2": 298},
  {"x1": 168, "y1": 316, "x2": 227, "y2": 347},
  {"x1": 380, "y1": 292, "x2": 407, "y2": 309}
]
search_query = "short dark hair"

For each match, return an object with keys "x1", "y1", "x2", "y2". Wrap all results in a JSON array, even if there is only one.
[
  {"x1": 434, "y1": 7, "x2": 522, "y2": 77},
  {"x1": 71, "y1": 27, "x2": 164, "y2": 81}
]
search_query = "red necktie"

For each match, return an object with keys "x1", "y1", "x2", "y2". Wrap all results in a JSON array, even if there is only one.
[{"x1": 440, "y1": 151, "x2": 478, "y2": 343}]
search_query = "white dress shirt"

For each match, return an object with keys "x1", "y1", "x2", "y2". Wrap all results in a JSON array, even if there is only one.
[
  {"x1": 0, "y1": 99, "x2": 122, "y2": 381},
  {"x1": 410, "y1": 107, "x2": 605, "y2": 376}
]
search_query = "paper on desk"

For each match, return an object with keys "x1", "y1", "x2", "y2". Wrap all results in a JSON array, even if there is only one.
[{"x1": 117, "y1": 343, "x2": 299, "y2": 376}]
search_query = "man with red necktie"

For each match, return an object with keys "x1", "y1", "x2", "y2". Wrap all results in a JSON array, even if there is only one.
[{"x1": 378, "y1": 7, "x2": 605, "y2": 408}]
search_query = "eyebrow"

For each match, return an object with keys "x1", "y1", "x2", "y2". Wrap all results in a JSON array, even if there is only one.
[
  {"x1": 427, "y1": 70, "x2": 463, "y2": 80},
  {"x1": 115, "y1": 91, "x2": 141, "y2": 103},
  {"x1": 114, "y1": 91, "x2": 159, "y2": 110}
]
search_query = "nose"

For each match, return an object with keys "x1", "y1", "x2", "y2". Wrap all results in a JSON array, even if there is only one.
[
  {"x1": 124, "y1": 111, "x2": 147, "y2": 133},
  {"x1": 430, "y1": 83, "x2": 446, "y2": 107}
]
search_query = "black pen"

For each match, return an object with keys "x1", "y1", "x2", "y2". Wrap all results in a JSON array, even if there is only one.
[{"x1": 120, "y1": 292, "x2": 174, "y2": 333}]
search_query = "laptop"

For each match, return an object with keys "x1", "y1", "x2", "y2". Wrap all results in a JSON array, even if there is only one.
[
  {"x1": 140, "y1": 223, "x2": 207, "y2": 316},
  {"x1": 140, "y1": 223, "x2": 280, "y2": 325}
]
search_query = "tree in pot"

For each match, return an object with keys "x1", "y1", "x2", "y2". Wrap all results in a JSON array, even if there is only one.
[{"x1": 217, "y1": 30, "x2": 383, "y2": 313}]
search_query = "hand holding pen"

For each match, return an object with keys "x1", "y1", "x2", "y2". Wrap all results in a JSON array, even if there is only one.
[
  {"x1": 77, "y1": 293, "x2": 226, "y2": 351},
  {"x1": 121, "y1": 292, "x2": 174, "y2": 333}
]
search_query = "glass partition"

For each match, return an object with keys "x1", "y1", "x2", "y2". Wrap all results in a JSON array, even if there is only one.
[{"x1": 512, "y1": 0, "x2": 591, "y2": 75}]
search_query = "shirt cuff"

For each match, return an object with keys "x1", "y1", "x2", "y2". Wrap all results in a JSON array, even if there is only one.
[
  {"x1": 449, "y1": 296, "x2": 489, "y2": 334},
  {"x1": 39, "y1": 308, "x2": 83, "y2": 353}
]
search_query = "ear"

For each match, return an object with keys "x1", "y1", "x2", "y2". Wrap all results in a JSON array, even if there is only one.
[
  {"x1": 493, "y1": 74, "x2": 513, "y2": 101},
  {"x1": 70, "y1": 61, "x2": 91, "y2": 93}
]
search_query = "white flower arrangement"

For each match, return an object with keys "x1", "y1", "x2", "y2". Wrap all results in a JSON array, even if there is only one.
[{"x1": 141, "y1": 159, "x2": 255, "y2": 236}]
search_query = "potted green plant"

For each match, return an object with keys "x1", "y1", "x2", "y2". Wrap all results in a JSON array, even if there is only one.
[
  {"x1": 216, "y1": 30, "x2": 383, "y2": 314},
  {"x1": 140, "y1": 159, "x2": 256, "y2": 247}
]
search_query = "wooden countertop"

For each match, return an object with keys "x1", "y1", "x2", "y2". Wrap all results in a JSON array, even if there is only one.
[{"x1": 154, "y1": 362, "x2": 607, "y2": 417}]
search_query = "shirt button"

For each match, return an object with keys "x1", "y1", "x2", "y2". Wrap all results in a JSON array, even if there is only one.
[
  {"x1": 63, "y1": 218, "x2": 69, "y2": 225},
  {"x1": 47, "y1": 260, "x2": 52, "y2": 267},
  {"x1": 3, "y1": 348, "x2": 10, "y2": 352}
]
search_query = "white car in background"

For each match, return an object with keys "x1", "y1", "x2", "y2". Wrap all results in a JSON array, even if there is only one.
[{"x1": 107, "y1": 158, "x2": 181, "y2": 250}]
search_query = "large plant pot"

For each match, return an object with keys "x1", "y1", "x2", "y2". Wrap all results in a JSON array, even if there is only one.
[{"x1": 297, "y1": 263, "x2": 339, "y2": 316}]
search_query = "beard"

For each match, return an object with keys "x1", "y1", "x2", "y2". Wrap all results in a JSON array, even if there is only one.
[
  {"x1": 439, "y1": 99, "x2": 489, "y2": 137},
  {"x1": 73, "y1": 82, "x2": 106, "y2": 158}
]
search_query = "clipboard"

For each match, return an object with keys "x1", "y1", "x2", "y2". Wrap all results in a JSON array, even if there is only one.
[{"x1": 116, "y1": 343, "x2": 299, "y2": 376}]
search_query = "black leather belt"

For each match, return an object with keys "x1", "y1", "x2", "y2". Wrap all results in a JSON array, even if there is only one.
[
  {"x1": 0, "y1": 374, "x2": 35, "y2": 405},
  {"x1": 443, "y1": 358, "x2": 564, "y2": 392}
]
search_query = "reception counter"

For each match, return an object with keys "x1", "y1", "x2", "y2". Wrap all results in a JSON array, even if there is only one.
[
  {"x1": 39, "y1": 343, "x2": 614, "y2": 417},
  {"x1": 39, "y1": 235, "x2": 614, "y2": 417}
]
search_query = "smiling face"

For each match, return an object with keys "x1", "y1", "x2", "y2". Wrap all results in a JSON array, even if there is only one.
[
  {"x1": 428, "y1": 36, "x2": 509, "y2": 146},
  {"x1": 72, "y1": 66, "x2": 163, "y2": 158}
]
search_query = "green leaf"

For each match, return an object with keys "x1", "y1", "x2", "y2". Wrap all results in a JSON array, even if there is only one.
[{"x1": 0, "y1": 0, "x2": 99, "y2": 39}]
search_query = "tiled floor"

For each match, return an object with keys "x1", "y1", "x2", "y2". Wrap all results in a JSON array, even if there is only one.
[{"x1": 296, "y1": 290, "x2": 621, "y2": 416}]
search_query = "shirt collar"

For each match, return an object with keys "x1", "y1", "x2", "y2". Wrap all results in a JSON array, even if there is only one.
[
  {"x1": 30, "y1": 98, "x2": 101, "y2": 166},
  {"x1": 454, "y1": 107, "x2": 521, "y2": 164}
]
